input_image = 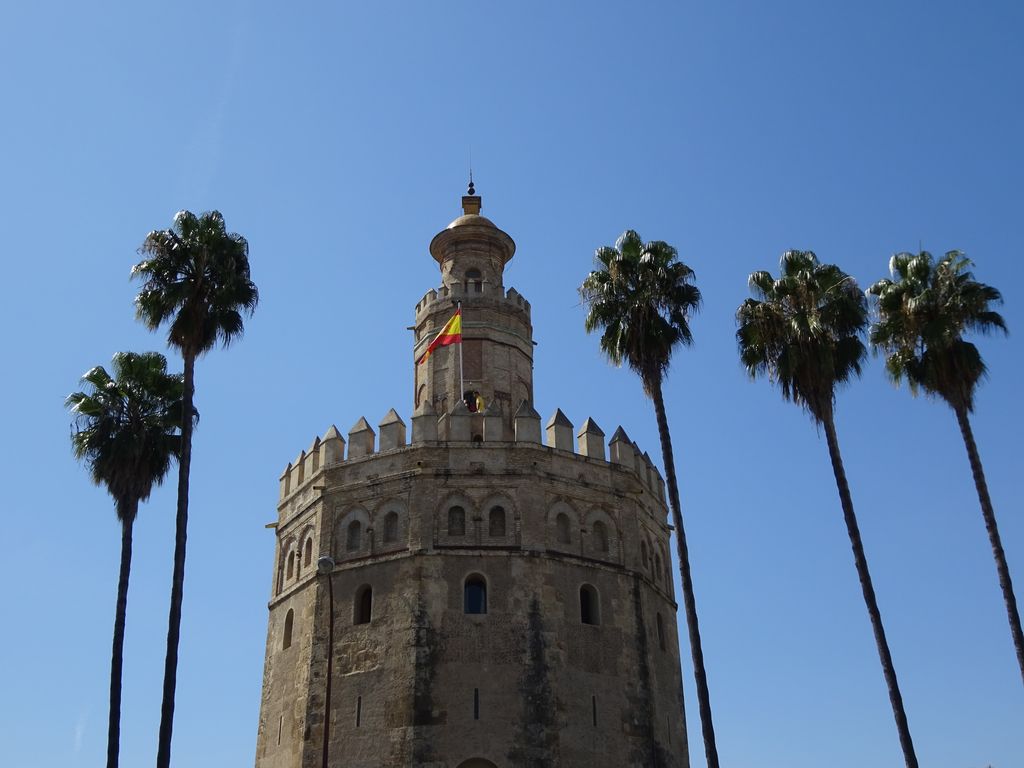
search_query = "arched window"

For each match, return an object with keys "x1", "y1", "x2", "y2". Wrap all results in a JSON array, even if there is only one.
[
  {"x1": 488, "y1": 506, "x2": 506, "y2": 537},
  {"x1": 580, "y1": 584, "x2": 600, "y2": 626},
  {"x1": 383, "y1": 511, "x2": 399, "y2": 543},
  {"x1": 640, "y1": 540, "x2": 649, "y2": 568},
  {"x1": 303, "y1": 538, "x2": 313, "y2": 568},
  {"x1": 464, "y1": 574, "x2": 487, "y2": 614},
  {"x1": 354, "y1": 585, "x2": 372, "y2": 625},
  {"x1": 448, "y1": 506, "x2": 466, "y2": 536},
  {"x1": 592, "y1": 520, "x2": 609, "y2": 553},
  {"x1": 286, "y1": 550, "x2": 295, "y2": 580},
  {"x1": 656, "y1": 612, "x2": 666, "y2": 651},
  {"x1": 465, "y1": 268, "x2": 482, "y2": 293},
  {"x1": 283, "y1": 608, "x2": 294, "y2": 650},
  {"x1": 556, "y1": 513, "x2": 571, "y2": 544},
  {"x1": 346, "y1": 521, "x2": 362, "y2": 552},
  {"x1": 653, "y1": 552, "x2": 662, "y2": 582}
]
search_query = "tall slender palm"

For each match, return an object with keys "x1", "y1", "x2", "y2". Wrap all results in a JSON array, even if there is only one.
[
  {"x1": 736, "y1": 250, "x2": 919, "y2": 768},
  {"x1": 66, "y1": 352, "x2": 184, "y2": 768},
  {"x1": 867, "y1": 250, "x2": 1020, "y2": 683},
  {"x1": 132, "y1": 210, "x2": 258, "y2": 768},
  {"x1": 579, "y1": 230, "x2": 718, "y2": 767}
]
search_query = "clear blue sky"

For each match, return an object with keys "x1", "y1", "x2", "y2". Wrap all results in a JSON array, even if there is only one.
[{"x1": 1, "y1": 2, "x2": 1021, "y2": 766}]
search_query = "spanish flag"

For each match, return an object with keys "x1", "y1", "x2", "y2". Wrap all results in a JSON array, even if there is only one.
[{"x1": 417, "y1": 308, "x2": 462, "y2": 364}]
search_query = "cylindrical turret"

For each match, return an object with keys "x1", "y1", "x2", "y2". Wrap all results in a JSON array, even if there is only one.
[{"x1": 414, "y1": 190, "x2": 534, "y2": 432}]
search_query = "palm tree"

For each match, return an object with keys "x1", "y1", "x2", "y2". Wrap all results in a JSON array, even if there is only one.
[
  {"x1": 867, "y1": 250, "x2": 1020, "y2": 683},
  {"x1": 736, "y1": 250, "x2": 919, "y2": 768},
  {"x1": 66, "y1": 352, "x2": 184, "y2": 768},
  {"x1": 132, "y1": 210, "x2": 258, "y2": 768},
  {"x1": 579, "y1": 230, "x2": 719, "y2": 767}
]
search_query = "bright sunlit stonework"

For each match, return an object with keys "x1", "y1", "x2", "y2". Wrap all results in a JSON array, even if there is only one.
[{"x1": 255, "y1": 190, "x2": 689, "y2": 768}]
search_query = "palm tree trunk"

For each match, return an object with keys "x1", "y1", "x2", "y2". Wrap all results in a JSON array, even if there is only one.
[
  {"x1": 650, "y1": 377, "x2": 719, "y2": 768},
  {"x1": 156, "y1": 351, "x2": 195, "y2": 768},
  {"x1": 953, "y1": 405, "x2": 1024, "y2": 685},
  {"x1": 108, "y1": 504, "x2": 136, "y2": 768},
  {"x1": 821, "y1": 412, "x2": 918, "y2": 768}
]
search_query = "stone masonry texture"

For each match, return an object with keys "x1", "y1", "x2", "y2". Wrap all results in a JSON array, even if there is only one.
[{"x1": 255, "y1": 193, "x2": 689, "y2": 768}]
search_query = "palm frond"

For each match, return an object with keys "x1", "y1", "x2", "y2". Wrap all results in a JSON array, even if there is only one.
[
  {"x1": 66, "y1": 352, "x2": 189, "y2": 522},
  {"x1": 579, "y1": 230, "x2": 701, "y2": 394},
  {"x1": 736, "y1": 250, "x2": 867, "y2": 423},
  {"x1": 867, "y1": 249, "x2": 1006, "y2": 412},
  {"x1": 133, "y1": 210, "x2": 259, "y2": 358}
]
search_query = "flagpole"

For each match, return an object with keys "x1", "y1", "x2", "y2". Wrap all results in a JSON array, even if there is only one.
[{"x1": 457, "y1": 301, "x2": 464, "y2": 406}]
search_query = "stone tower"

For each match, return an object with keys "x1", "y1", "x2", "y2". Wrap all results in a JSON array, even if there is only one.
[{"x1": 255, "y1": 189, "x2": 689, "y2": 768}]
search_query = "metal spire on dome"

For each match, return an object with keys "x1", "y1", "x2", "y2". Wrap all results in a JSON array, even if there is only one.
[{"x1": 462, "y1": 168, "x2": 481, "y2": 215}]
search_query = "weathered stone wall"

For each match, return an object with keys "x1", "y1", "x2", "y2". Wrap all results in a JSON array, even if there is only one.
[
  {"x1": 256, "y1": 437, "x2": 688, "y2": 768},
  {"x1": 256, "y1": 193, "x2": 688, "y2": 768}
]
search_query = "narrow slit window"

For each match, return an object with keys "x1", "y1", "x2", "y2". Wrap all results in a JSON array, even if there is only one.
[
  {"x1": 592, "y1": 695, "x2": 597, "y2": 727},
  {"x1": 580, "y1": 584, "x2": 600, "y2": 626},
  {"x1": 489, "y1": 506, "x2": 506, "y2": 537},
  {"x1": 346, "y1": 520, "x2": 362, "y2": 552},
  {"x1": 473, "y1": 687, "x2": 480, "y2": 720},
  {"x1": 383, "y1": 511, "x2": 399, "y2": 543},
  {"x1": 556, "y1": 513, "x2": 571, "y2": 544},
  {"x1": 448, "y1": 506, "x2": 466, "y2": 536},
  {"x1": 356, "y1": 695, "x2": 362, "y2": 727},
  {"x1": 592, "y1": 520, "x2": 609, "y2": 552},
  {"x1": 657, "y1": 612, "x2": 666, "y2": 651},
  {"x1": 354, "y1": 585, "x2": 373, "y2": 625},
  {"x1": 286, "y1": 550, "x2": 295, "y2": 579},
  {"x1": 303, "y1": 538, "x2": 312, "y2": 567},
  {"x1": 464, "y1": 575, "x2": 487, "y2": 614},
  {"x1": 282, "y1": 608, "x2": 294, "y2": 650}
]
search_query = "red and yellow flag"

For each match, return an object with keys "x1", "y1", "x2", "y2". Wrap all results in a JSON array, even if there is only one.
[{"x1": 417, "y1": 308, "x2": 462, "y2": 364}]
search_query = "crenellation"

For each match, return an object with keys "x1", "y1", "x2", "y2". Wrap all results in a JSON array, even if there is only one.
[
  {"x1": 482, "y1": 401, "x2": 504, "y2": 441},
  {"x1": 320, "y1": 425, "x2": 345, "y2": 466},
  {"x1": 577, "y1": 417, "x2": 606, "y2": 460},
  {"x1": 513, "y1": 400, "x2": 542, "y2": 444},
  {"x1": 410, "y1": 401, "x2": 438, "y2": 443},
  {"x1": 545, "y1": 408, "x2": 574, "y2": 451},
  {"x1": 292, "y1": 450, "x2": 306, "y2": 490},
  {"x1": 642, "y1": 450, "x2": 655, "y2": 491},
  {"x1": 378, "y1": 409, "x2": 407, "y2": 452},
  {"x1": 414, "y1": 282, "x2": 533, "y2": 325},
  {"x1": 609, "y1": 426, "x2": 634, "y2": 470},
  {"x1": 277, "y1": 409, "x2": 665, "y2": 509},
  {"x1": 348, "y1": 417, "x2": 376, "y2": 459},
  {"x1": 304, "y1": 437, "x2": 321, "y2": 478},
  {"x1": 446, "y1": 400, "x2": 472, "y2": 441},
  {"x1": 279, "y1": 462, "x2": 292, "y2": 500}
]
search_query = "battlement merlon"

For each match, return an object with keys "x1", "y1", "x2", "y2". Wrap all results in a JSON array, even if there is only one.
[{"x1": 277, "y1": 405, "x2": 667, "y2": 509}]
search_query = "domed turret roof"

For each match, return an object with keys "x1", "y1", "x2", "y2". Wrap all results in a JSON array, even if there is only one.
[
  {"x1": 446, "y1": 213, "x2": 497, "y2": 230},
  {"x1": 429, "y1": 186, "x2": 516, "y2": 266}
]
